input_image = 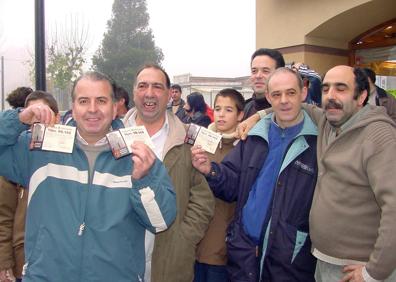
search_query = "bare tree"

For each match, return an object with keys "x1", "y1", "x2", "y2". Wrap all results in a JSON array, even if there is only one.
[{"x1": 46, "y1": 15, "x2": 91, "y2": 110}]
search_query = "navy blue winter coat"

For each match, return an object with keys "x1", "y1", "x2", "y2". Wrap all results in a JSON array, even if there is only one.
[{"x1": 206, "y1": 111, "x2": 318, "y2": 282}]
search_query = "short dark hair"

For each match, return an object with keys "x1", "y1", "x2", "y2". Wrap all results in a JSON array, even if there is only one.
[
  {"x1": 214, "y1": 88, "x2": 245, "y2": 113},
  {"x1": 114, "y1": 84, "x2": 129, "y2": 109},
  {"x1": 363, "y1": 67, "x2": 376, "y2": 83},
  {"x1": 170, "y1": 84, "x2": 182, "y2": 92},
  {"x1": 25, "y1": 90, "x2": 59, "y2": 114},
  {"x1": 251, "y1": 48, "x2": 285, "y2": 69},
  {"x1": 267, "y1": 67, "x2": 304, "y2": 92},
  {"x1": 353, "y1": 67, "x2": 369, "y2": 106},
  {"x1": 135, "y1": 64, "x2": 171, "y2": 89},
  {"x1": 186, "y1": 92, "x2": 207, "y2": 113},
  {"x1": 6, "y1": 87, "x2": 33, "y2": 108},
  {"x1": 71, "y1": 71, "x2": 116, "y2": 102}
]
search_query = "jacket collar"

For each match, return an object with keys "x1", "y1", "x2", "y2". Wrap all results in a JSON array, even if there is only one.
[{"x1": 248, "y1": 110, "x2": 318, "y2": 141}]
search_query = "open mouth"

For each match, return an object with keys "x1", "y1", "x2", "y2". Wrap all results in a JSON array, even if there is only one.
[{"x1": 144, "y1": 101, "x2": 156, "y2": 110}]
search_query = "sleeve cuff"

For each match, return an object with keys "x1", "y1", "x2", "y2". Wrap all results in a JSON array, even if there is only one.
[
  {"x1": 362, "y1": 267, "x2": 382, "y2": 282},
  {"x1": 258, "y1": 110, "x2": 267, "y2": 119}
]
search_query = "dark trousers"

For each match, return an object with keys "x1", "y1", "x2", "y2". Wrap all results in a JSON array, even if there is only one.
[{"x1": 194, "y1": 261, "x2": 230, "y2": 282}]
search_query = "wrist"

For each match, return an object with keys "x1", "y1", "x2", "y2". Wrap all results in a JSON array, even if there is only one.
[{"x1": 362, "y1": 267, "x2": 381, "y2": 282}]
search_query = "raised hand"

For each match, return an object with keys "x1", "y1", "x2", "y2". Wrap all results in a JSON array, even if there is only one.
[
  {"x1": 130, "y1": 141, "x2": 156, "y2": 180},
  {"x1": 19, "y1": 103, "x2": 56, "y2": 126},
  {"x1": 191, "y1": 145, "x2": 211, "y2": 175}
]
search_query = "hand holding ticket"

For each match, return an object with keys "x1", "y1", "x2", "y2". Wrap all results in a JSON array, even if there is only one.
[
  {"x1": 184, "y1": 124, "x2": 222, "y2": 154},
  {"x1": 106, "y1": 126, "x2": 155, "y2": 159}
]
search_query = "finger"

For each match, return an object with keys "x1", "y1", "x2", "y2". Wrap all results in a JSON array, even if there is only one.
[
  {"x1": 343, "y1": 265, "x2": 360, "y2": 272},
  {"x1": 339, "y1": 272, "x2": 353, "y2": 282}
]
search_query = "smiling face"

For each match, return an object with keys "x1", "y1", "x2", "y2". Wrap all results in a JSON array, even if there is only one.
[
  {"x1": 322, "y1": 66, "x2": 366, "y2": 128},
  {"x1": 250, "y1": 55, "x2": 277, "y2": 98},
  {"x1": 214, "y1": 96, "x2": 243, "y2": 134},
  {"x1": 265, "y1": 69, "x2": 307, "y2": 128},
  {"x1": 72, "y1": 78, "x2": 116, "y2": 144},
  {"x1": 133, "y1": 67, "x2": 170, "y2": 128}
]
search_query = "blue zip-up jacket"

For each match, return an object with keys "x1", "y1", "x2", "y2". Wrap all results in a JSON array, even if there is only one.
[
  {"x1": 206, "y1": 111, "x2": 318, "y2": 282},
  {"x1": 0, "y1": 109, "x2": 177, "y2": 282}
]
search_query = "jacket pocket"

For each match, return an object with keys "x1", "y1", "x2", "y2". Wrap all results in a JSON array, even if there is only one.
[
  {"x1": 226, "y1": 220, "x2": 258, "y2": 281},
  {"x1": 271, "y1": 220, "x2": 316, "y2": 275}
]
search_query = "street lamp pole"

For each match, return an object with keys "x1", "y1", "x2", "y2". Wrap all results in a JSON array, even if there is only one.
[{"x1": 35, "y1": 0, "x2": 46, "y2": 91}]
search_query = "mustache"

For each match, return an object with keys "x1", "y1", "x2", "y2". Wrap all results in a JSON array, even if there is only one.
[{"x1": 325, "y1": 99, "x2": 343, "y2": 110}]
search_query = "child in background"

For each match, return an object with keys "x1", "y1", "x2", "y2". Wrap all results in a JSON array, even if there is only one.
[{"x1": 194, "y1": 88, "x2": 245, "y2": 282}]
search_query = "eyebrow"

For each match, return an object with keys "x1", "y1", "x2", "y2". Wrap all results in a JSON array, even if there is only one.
[{"x1": 322, "y1": 82, "x2": 348, "y2": 88}]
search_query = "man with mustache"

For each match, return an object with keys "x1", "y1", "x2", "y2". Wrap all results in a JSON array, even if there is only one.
[{"x1": 240, "y1": 65, "x2": 396, "y2": 282}]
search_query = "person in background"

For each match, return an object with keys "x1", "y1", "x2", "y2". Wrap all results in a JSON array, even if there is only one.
[
  {"x1": 243, "y1": 48, "x2": 285, "y2": 119},
  {"x1": 183, "y1": 92, "x2": 212, "y2": 128},
  {"x1": 114, "y1": 84, "x2": 130, "y2": 118},
  {"x1": 194, "y1": 88, "x2": 245, "y2": 282},
  {"x1": 0, "y1": 71, "x2": 177, "y2": 281},
  {"x1": 291, "y1": 62, "x2": 322, "y2": 106},
  {"x1": 123, "y1": 64, "x2": 215, "y2": 282},
  {"x1": 168, "y1": 84, "x2": 187, "y2": 121},
  {"x1": 363, "y1": 67, "x2": 396, "y2": 122},
  {"x1": 0, "y1": 91, "x2": 60, "y2": 282},
  {"x1": 192, "y1": 68, "x2": 318, "y2": 281},
  {"x1": 5, "y1": 87, "x2": 33, "y2": 109}
]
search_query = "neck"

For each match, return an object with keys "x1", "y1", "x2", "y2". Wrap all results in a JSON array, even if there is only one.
[
  {"x1": 135, "y1": 115, "x2": 166, "y2": 137},
  {"x1": 275, "y1": 111, "x2": 304, "y2": 129}
]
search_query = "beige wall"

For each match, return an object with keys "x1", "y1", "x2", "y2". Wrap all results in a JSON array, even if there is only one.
[
  {"x1": 283, "y1": 52, "x2": 348, "y2": 76},
  {"x1": 256, "y1": 0, "x2": 396, "y2": 72}
]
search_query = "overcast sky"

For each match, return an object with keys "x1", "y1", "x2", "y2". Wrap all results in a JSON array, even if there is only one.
[{"x1": 0, "y1": 0, "x2": 255, "y2": 92}]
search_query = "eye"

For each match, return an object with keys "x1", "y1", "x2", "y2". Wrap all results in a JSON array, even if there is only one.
[
  {"x1": 152, "y1": 83, "x2": 165, "y2": 91},
  {"x1": 98, "y1": 98, "x2": 107, "y2": 104},
  {"x1": 287, "y1": 91, "x2": 296, "y2": 96},
  {"x1": 137, "y1": 82, "x2": 148, "y2": 90},
  {"x1": 79, "y1": 99, "x2": 88, "y2": 105},
  {"x1": 322, "y1": 85, "x2": 329, "y2": 93},
  {"x1": 336, "y1": 85, "x2": 347, "y2": 92},
  {"x1": 251, "y1": 68, "x2": 258, "y2": 74}
]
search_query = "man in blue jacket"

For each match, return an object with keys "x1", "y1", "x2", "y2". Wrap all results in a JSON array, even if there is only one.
[
  {"x1": 0, "y1": 71, "x2": 177, "y2": 282},
  {"x1": 192, "y1": 67, "x2": 318, "y2": 281}
]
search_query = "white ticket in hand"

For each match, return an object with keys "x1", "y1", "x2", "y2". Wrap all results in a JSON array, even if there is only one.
[
  {"x1": 107, "y1": 126, "x2": 155, "y2": 159},
  {"x1": 30, "y1": 124, "x2": 76, "y2": 153},
  {"x1": 119, "y1": 126, "x2": 155, "y2": 150},
  {"x1": 185, "y1": 124, "x2": 221, "y2": 154}
]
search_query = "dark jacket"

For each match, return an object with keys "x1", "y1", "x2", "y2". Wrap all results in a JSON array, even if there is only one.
[
  {"x1": 168, "y1": 99, "x2": 187, "y2": 122},
  {"x1": 206, "y1": 111, "x2": 318, "y2": 282},
  {"x1": 184, "y1": 111, "x2": 211, "y2": 128},
  {"x1": 242, "y1": 95, "x2": 271, "y2": 120},
  {"x1": 376, "y1": 86, "x2": 396, "y2": 123}
]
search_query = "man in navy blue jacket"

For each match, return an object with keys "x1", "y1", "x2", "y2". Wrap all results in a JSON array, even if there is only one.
[{"x1": 192, "y1": 68, "x2": 318, "y2": 282}]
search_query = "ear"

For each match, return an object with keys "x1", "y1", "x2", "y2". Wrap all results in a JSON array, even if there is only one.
[
  {"x1": 357, "y1": 90, "x2": 368, "y2": 106},
  {"x1": 55, "y1": 113, "x2": 61, "y2": 124},
  {"x1": 167, "y1": 89, "x2": 172, "y2": 102},
  {"x1": 265, "y1": 92, "x2": 272, "y2": 105},
  {"x1": 237, "y1": 111, "x2": 244, "y2": 122},
  {"x1": 112, "y1": 103, "x2": 118, "y2": 120},
  {"x1": 301, "y1": 86, "x2": 308, "y2": 102}
]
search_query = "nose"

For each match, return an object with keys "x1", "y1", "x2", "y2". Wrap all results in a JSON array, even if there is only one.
[
  {"x1": 255, "y1": 70, "x2": 264, "y2": 78},
  {"x1": 88, "y1": 101, "x2": 98, "y2": 112},
  {"x1": 280, "y1": 93, "x2": 288, "y2": 104},
  {"x1": 327, "y1": 86, "x2": 336, "y2": 100}
]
